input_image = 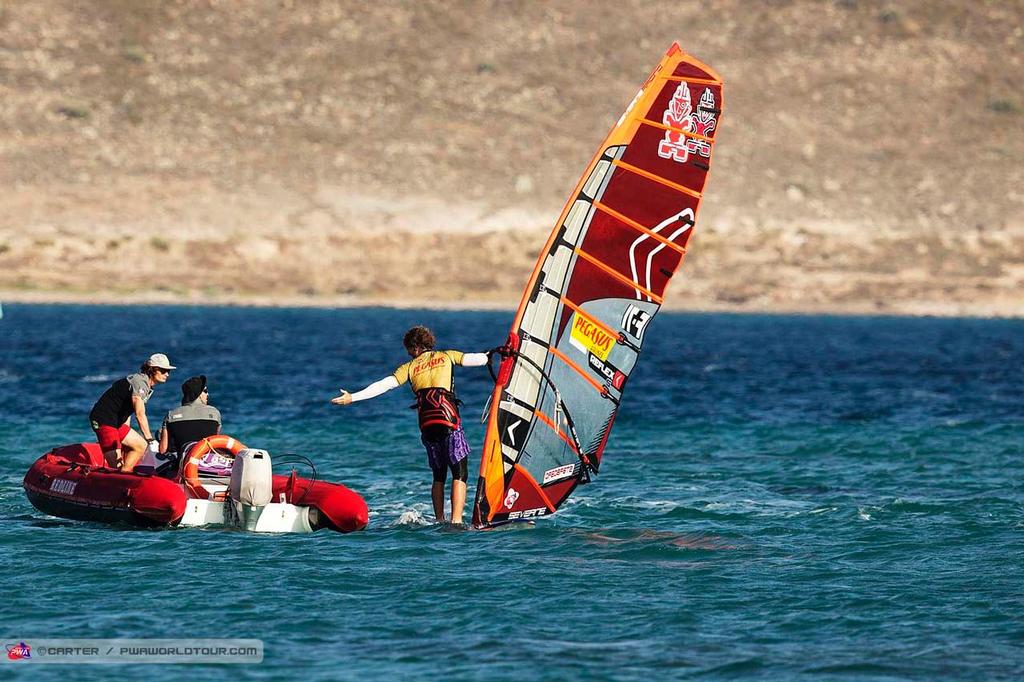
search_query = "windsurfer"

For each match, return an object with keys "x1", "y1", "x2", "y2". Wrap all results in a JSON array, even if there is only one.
[
  {"x1": 88, "y1": 353, "x2": 174, "y2": 471},
  {"x1": 332, "y1": 326, "x2": 490, "y2": 525}
]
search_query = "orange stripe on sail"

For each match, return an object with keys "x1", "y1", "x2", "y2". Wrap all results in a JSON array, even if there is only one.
[
  {"x1": 548, "y1": 345, "x2": 606, "y2": 395},
  {"x1": 639, "y1": 117, "x2": 715, "y2": 144},
  {"x1": 574, "y1": 248, "x2": 664, "y2": 304},
  {"x1": 513, "y1": 464, "x2": 557, "y2": 513},
  {"x1": 592, "y1": 200, "x2": 688, "y2": 256},
  {"x1": 534, "y1": 408, "x2": 580, "y2": 455},
  {"x1": 611, "y1": 159, "x2": 702, "y2": 200},
  {"x1": 659, "y1": 75, "x2": 722, "y2": 87},
  {"x1": 559, "y1": 297, "x2": 620, "y2": 341}
]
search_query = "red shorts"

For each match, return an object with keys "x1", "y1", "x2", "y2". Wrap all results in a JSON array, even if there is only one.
[{"x1": 94, "y1": 423, "x2": 131, "y2": 451}]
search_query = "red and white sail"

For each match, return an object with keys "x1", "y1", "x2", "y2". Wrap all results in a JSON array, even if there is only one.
[{"x1": 473, "y1": 43, "x2": 724, "y2": 527}]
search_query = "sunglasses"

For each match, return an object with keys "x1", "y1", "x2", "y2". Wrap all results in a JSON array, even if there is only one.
[{"x1": 155, "y1": 368, "x2": 171, "y2": 374}]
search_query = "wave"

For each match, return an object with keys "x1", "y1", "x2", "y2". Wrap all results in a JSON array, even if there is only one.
[
  {"x1": 393, "y1": 509, "x2": 434, "y2": 528},
  {"x1": 81, "y1": 373, "x2": 119, "y2": 383}
]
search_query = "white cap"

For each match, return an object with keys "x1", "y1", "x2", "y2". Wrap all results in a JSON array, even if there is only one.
[{"x1": 147, "y1": 353, "x2": 176, "y2": 370}]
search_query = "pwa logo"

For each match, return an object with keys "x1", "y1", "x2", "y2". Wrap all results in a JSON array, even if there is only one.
[
  {"x1": 6, "y1": 642, "x2": 31, "y2": 660},
  {"x1": 658, "y1": 84, "x2": 717, "y2": 164}
]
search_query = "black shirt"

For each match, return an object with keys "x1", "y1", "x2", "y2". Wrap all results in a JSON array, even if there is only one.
[{"x1": 89, "y1": 373, "x2": 152, "y2": 428}]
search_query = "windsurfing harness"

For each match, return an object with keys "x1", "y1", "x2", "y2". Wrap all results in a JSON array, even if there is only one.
[
  {"x1": 397, "y1": 350, "x2": 483, "y2": 440},
  {"x1": 415, "y1": 387, "x2": 462, "y2": 441}
]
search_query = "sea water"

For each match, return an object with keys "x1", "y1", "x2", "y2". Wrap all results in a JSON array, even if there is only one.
[{"x1": 0, "y1": 304, "x2": 1021, "y2": 680}]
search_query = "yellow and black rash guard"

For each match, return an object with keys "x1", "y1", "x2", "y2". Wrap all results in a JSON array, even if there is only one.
[{"x1": 392, "y1": 350, "x2": 465, "y2": 393}]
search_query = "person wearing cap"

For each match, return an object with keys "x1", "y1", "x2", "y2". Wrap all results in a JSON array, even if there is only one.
[
  {"x1": 159, "y1": 375, "x2": 222, "y2": 461},
  {"x1": 88, "y1": 353, "x2": 175, "y2": 471}
]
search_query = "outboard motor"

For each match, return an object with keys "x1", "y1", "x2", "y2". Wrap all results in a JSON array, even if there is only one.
[{"x1": 228, "y1": 449, "x2": 273, "y2": 530}]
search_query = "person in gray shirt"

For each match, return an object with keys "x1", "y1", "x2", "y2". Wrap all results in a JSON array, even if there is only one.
[
  {"x1": 159, "y1": 375, "x2": 222, "y2": 462},
  {"x1": 89, "y1": 353, "x2": 175, "y2": 470}
]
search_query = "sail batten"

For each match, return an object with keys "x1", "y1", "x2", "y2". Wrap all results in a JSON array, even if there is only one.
[
  {"x1": 575, "y1": 248, "x2": 666, "y2": 303},
  {"x1": 472, "y1": 42, "x2": 724, "y2": 528},
  {"x1": 611, "y1": 159, "x2": 704, "y2": 199},
  {"x1": 593, "y1": 200, "x2": 689, "y2": 254},
  {"x1": 558, "y1": 297, "x2": 621, "y2": 341},
  {"x1": 661, "y1": 76, "x2": 722, "y2": 86},
  {"x1": 548, "y1": 345, "x2": 607, "y2": 396},
  {"x1": 640, "y1": 118, "x2": 716, "y2": 143},
  {"x1": 533, "y1": 410, "x2": 580, "y2": 454}
]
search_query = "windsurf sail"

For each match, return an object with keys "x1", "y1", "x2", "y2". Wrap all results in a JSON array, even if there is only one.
[{"x1": 472, "y1": 42, "x2": 724, "y2": 527}]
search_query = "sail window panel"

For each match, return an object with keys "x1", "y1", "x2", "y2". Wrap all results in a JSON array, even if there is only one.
[
  {"x1": 562, "y1": 200, "x2": 593, "y2": 245},
  {"x1": 520, "y1": 290, "x2": 560, "y2": 345},
  {"x1": 520, "y1": 338, "x2": 549, "y2": 378},
  {"x1": 581, "y1": 160, "x2": 612, "y2": 201},
  {"x1": 541, "y1": 245, "x2": 574, "y2": 294},
  {"x1": 501, "y1": 444, "x2": 519, "y2": 463},
  {"x1": 499, "y1": 399, "x2": 535, "y2": 425},
  {"x1": 507, "y1": 338, "x2": 551, "y2": 408},
  {"x1": 587, "y1": 152, "x2": 623, "y2": 207},
  {"x1": 508, "y1": 363, "x2": 541, "y2": 409},
  {"x1": 507, "y1": 337, "x2": 551, "y2": 407},
  {"x1": 500, "y1": 446, "x2": 516, "y2": 474},
  {"x1": 517, "y1": 429, "x2": 575, "y2": 486}
]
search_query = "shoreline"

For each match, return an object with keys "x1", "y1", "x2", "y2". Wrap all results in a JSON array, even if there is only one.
[{"x1": 2, "y1": 289, "x2": 1021, "y2": 320}]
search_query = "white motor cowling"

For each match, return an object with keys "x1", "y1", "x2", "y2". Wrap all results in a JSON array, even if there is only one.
[{"x1": 230, "y1": 448, "x2": 273, "y2": 505}]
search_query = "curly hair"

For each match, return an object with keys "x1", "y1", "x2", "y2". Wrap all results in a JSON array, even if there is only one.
[{"x1": 403, "y1": 325, "x2": 436, "y2": 353}]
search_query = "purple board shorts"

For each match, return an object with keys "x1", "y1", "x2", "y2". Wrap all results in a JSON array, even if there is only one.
[{"x1": 422, "y1": 426, "x2": 470, "y2": 471}]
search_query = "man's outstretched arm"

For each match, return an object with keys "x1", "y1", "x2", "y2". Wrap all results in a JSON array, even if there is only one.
[{"x1": 332, "y1": 376, "x2": 400, "y2": 406}]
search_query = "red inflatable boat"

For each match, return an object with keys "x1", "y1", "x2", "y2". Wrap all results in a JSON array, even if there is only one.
[{"x1": 23, "y1": 440, "x2": 368, "y2": 533}]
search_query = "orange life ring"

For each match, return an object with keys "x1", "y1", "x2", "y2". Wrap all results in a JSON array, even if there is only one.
[{"x1": 182, "y1": 435, "x2": 247, "y2": 500}]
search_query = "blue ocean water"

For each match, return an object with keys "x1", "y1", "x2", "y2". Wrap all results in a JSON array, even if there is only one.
[{"x1": 0, "y1": 304, "x2": 1022, "y2": 680}]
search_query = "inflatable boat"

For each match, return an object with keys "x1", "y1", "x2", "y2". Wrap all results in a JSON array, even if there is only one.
[{"x1": 23, "y1": 436, "x2": 368, "y2": 533}]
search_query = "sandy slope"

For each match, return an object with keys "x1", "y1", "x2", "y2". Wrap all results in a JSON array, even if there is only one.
[{"x1": 1, "y1": 1, "x2": 1022, "y2": 315}]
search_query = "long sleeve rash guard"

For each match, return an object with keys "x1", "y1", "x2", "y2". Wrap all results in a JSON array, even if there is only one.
[{"x1": 348, "y1": 351, "x2": 488, "y2": 402}]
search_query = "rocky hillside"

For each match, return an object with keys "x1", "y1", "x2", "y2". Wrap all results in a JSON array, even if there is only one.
[{"x1": 1, "y1": 0, "x2": 1022, "y2": 314}]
